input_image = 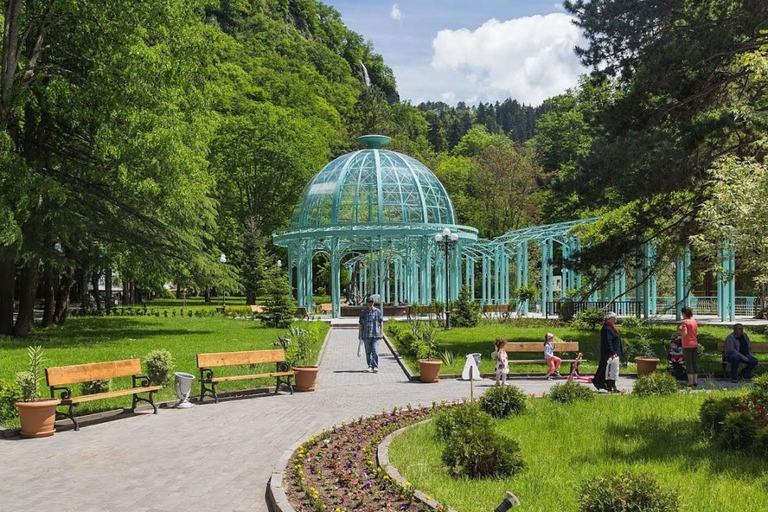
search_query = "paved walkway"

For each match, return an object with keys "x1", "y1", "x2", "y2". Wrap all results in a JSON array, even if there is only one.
[{"x1": 1, "y1": 329, "x2": 635, "y2": 512}]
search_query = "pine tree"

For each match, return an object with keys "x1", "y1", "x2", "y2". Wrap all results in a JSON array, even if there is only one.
[{"x1": 262, "y1": 266, "x2": 295, "y2": 328}]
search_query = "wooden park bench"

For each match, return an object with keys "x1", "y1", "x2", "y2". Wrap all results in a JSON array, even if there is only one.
[
  {"x1": 45, "y1": 359, "x2": 161, "y2": 431},
  {"x1": 717, "y1": 342, "x2": 768, "y2": 375},
  {"x1": 319, "y1": 303, "x2": 332, "y2": 314},
  {"x1": 295, "y1": 307, "x2": 312, "y2": 320},
  {"x1": 196, "y1": 349, "x2": 295, "y2": 403},
  {"x1": 250, "y1": 304, "x2": 265, "y2": 314},
  {"x1": 505, "y1": 342, "x2": 582, "y2": 367},
  {"x1": 482, "y1": 304, "x2": 512, "y2": 320}
]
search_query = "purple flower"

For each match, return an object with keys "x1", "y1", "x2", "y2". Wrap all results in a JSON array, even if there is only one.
[{"x1": 363, "y1": 481, "x2": 372, "y2": 490}]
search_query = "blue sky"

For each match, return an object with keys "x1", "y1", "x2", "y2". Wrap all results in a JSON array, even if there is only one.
[{"x1": 328, "y1": 1, "x2": 587, "y2": 106}]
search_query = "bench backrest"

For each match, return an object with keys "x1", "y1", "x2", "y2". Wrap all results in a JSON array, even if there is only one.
[
  {"x1": 46, "y1": 359, "x2": 142, "y2": 387},
  {"x1": 483, "y1": 304, "x2": 510, "y2": 313},
  {"x1": 718, "y1": 342, "x2": 768, "y2": 353},
  {"x1": 320, "y1": 303, "x2": 332, "y2": 313},
  {"x1": 505, "y1": 342, "x2": 579, "y2": 353},
  {"x1": 250, "y1": 305, "x2": 265, "y2": 313},
  {"x1": 197, "y1": 349, "x2": 286, "y2": 368},
  {"x1": 295, "y1": 307, "x2": 308, "y2": 316}
]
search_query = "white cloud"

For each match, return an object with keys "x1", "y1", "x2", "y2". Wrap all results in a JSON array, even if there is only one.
[
  {"x1": 431, "y1": 13, "x2": 585, "y2": 105},
  {"x1": 390, "y1": 4, "x2": 403, "y2": 21},
  {"x1": 554, "y1": 2, "x2": 565, "y2": 10},
  {"x1": 441, "y1": 91, "x2": 456, "y2": 103}
]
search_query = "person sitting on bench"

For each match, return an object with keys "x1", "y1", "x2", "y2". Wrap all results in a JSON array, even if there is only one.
[{"x1": 724, "y1": 323, "x2": 758, "y2": 383}]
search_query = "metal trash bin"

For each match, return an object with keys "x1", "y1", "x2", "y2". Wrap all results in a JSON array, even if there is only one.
[
  {"x1": 174, "y1": 372, "x2": 195, "y2": 408},
  {"x1": 470, "y1": 352, "x2": 481, "y2": 368}
]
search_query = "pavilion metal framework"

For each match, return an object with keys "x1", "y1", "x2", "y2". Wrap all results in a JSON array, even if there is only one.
[{"x1": 274, "y1": 136, "x2": 742, "y2": 322}]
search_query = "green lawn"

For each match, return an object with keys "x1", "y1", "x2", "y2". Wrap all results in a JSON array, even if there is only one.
[
  {"x1": 389, "y1": 322, "x2": 767, "y2": 375},
  {"x1": 0, "y1": 315, "x2": 328, "y2": 427},
  {"x1": 389, "y1": 392, "x2": 768, "y2": 512}
]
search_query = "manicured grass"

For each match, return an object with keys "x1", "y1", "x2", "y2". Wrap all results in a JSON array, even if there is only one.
[
  {"x1": 0, "y1": 315, "x2": 328, "y2": 427},
  {"x1": 389, "y1": 322, "x2": 767, "y2": 375},
  {"x1": 389, "y1": 392, "x2": 768, "y2": 512}
]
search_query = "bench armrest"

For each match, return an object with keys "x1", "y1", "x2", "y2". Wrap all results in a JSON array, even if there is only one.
[
  {"x1": 199, "y1": 367, "x2": 214, "y2": 381},
  {"x1": 50, "y1": 386, "x2": 72, "y2": 400},
  {"x1": 276, "y1": 361, "x2": 292, "y2": 373},
  {"x1": 132, "y1": 374, "x2": 151, "y2": 387}
]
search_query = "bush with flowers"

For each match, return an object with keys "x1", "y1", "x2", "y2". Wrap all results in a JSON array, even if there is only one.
[{"x1": 700, "y1": 381, "x2": 768, "y2": 456}]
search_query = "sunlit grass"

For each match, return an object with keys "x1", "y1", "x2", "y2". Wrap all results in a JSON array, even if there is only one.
[{"x1": 389, "y1": 392, "x2": 768, "y2": 512}]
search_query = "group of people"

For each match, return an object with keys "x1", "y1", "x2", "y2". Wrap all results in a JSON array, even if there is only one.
[
  {"x1": 492, "y1": 308, "x2": 760, "y2": 390},
  {"x1": 359, "y1": 296, "x2": 761, "y2": 385}
]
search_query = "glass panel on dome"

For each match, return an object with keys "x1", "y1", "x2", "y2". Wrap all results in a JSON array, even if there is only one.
[
  {"x1": 300, "y1": 155, "x2": 349, "y2": 226},
  {"x1": 337, "y1": 152, "x2": 378, "y2": 224}
]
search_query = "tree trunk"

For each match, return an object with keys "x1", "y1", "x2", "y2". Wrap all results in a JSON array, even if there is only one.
[
  {"x1": 176, "y1": 284, "x2": 182, "y2": 299},
  {"x1": 13, "y1": 259, "x2": 38, "y2": 336},
  {"x1": 104, "y1": 267, "x2": 112, "y2": 313},
  {"x1": 0, "y1": 246, "x2": 16, "y2": 335},
  {"x1": 54, "y1": 268, "x2": 74, "y2": 325},
  {"x1": 41, "y1": 262, "x2": 54, "y2": 327},
  {"x1": 77, "y1": 266, "x2": 89, "y2": 309},
  {"x1": 123, "y1": 278, "x2": 130, "y2": 306},
  {"x1": 246, "y1": 288, "x2": 255, "y2": 305},
  {"x1": 204, "y1": 288, "x2": 211, "y2": 303},
  {"x1": 91, "y1": 270, "x2": 101, "y2": 310}
]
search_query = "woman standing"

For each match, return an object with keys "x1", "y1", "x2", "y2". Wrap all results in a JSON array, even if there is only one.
[
  {"x1": 593, "y1": 312, "x2": 623, "y2": 391},
  {"x1": 680, "y1": 306, "x2": 699, "y2": 387}
]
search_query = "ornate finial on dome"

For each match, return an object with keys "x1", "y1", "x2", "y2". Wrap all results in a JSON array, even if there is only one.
[{"x1": 356, "y1": 134, "x2": 391, "y2": 149}]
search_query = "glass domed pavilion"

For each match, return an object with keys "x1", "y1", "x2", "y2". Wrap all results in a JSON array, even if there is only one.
[{"x1": 273, "y1": 135, "x2": 478, "y2": 317}]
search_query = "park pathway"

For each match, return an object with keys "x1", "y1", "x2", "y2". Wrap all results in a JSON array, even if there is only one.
[{"x1": 1, "y1": 328, "x2": 633, "y2": 512}]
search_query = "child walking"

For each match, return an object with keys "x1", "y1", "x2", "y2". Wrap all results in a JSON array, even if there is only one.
[
  {"x1": 544, "y1": 333, "x2": 562, "y2": 380},
  {"x1": 494, "y1": 338, "x2": 509, "y2": 386}
]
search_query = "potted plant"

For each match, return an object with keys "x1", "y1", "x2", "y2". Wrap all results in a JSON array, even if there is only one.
[
  {"x1": 416, "y1": 324, "x2": 442, "y2": 383},
  {"x1": 632, "y1": 337, "x2": 660, "y2": 375},
  {"x1": 278, "y1": 327, "x2": 319, "y2": 392},
  {"x1": 15, "y1": 346, "x2": 60, "y2": 438}
]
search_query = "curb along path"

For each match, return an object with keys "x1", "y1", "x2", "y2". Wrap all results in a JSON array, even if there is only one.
[{"x1": 0, "y1": 328, "x2": 633, "y2": 512}]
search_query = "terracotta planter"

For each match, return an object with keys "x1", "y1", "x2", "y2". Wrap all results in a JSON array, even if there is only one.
[
  {"x1": 16, "y1": 399, "x2": 60, "y2": 438},
  {"x1": 293, "y1": 366, "x2": 319, "y2": 392},
  {"x1": 635, "y1": 357, "x2": 661, "y2": 376},
  {"x1": 418, "y1": 359, "x2": 442, "y2": 383}
]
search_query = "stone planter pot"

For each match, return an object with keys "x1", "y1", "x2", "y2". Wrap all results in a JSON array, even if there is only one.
[
  {"x1": 16, "y1": 399, "x2": 60, "y2": 438},
  {"x1": 418, "y1": 359, "x2": 442, "y2": 383},
  {"x1": 293, "y1": 366, "x2": 319, "y2": 392},
  {"x1": 635, "y1": 357, "x2": 661, "y2": 376}
]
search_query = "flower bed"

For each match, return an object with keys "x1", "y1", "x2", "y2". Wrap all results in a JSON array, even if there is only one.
[{"x1": 286, "y1": 404, "x2": 449, "y2": 512}]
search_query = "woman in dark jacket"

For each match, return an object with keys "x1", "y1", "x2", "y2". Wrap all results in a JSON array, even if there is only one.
[{"x1": 593, "y1": 311, "x2": 623, "y2": 391}]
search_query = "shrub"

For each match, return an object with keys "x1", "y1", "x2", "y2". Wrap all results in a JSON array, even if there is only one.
[
  {"x1": 15, "y1": 345, "x2": 44, "y2": 401},
  {"x1": 442, "y1": 421, "x2": 524, "y2": 478},
  {"x1": 752, "y1": 374, "x2": 768, "y2": 396},
  {"x1": 700, "y1": 396, "x2": 741, "y2": 438},
  {"x1": 143, "y1": 349, "x2": 174, "y2": 385},
  {"x1": 385, "y1": 318, "x2": 401, "y2": 339},
  {"x1": 754, "y1": 428, "x2": 768, "y2": 458},
  {"x1": 575, "y1": 308, "x2": 605, "y2": 330},
  {"x1": 620, "y1": 316, "x2": 641, "y2": 330},
  {"x1": 434, "y1": 404, "x2": 492, "y2": 441},
  {"x1": 480, "y1": 385, "x2": 528, "y2": 418},
  {"x1": 718, "y1": 411, "x2": 757, "y2": 451},
  {"x1": 0, "y1": 386, "x2": 21, "y2": 423},
  {"x1": 82, "y1": 379, "x2": 110, "y2": 395},
  {"x1": 549, "y1": 382, "x2": 594, "y2": 404},
  {"x1": 277, "y1": 326, "x2": 319, "y2": 367},
  {"x1": 579, "y1": 471, "x2": 679, "y2": 512},
  {"x1": 451, "y1": 285, "x2": 481, "y2": 327},
  {"x1": 633, "y1": 372, "x2": 679, "y2": 397}
]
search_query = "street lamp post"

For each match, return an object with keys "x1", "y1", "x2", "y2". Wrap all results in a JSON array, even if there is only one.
[
  {"x1": 435, "y1": 227, "x2": 459, "y2": 329},
  {"x1": 219, "y1": 253, "x2": 227, "y2": 309}
]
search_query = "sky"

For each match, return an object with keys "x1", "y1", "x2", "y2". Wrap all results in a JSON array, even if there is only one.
[{"x1": 328, "y1": 0, "x2": 588, "y2": 106}]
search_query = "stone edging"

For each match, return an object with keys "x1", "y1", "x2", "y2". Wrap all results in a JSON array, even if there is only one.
[
  {"x1": 267, "y1": 439, "x2": 304, "y2": 512},
  {"x1": 382, "y1": 334, "x2": 418, "y2": 381},
  {"x1": 378, "y1": 419, "x2": 457, "y2": 512}
]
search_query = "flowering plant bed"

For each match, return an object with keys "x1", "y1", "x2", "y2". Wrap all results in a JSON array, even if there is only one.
[{"x1": 286, "y1": 404, "x2": 449, "y2": 512}]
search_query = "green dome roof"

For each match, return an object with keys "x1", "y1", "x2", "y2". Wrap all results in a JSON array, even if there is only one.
[{"x1": 292, "y1": 137, "x2": 455, "y2": 228}]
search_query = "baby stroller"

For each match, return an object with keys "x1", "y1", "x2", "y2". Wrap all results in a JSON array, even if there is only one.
[
  {"x1": 567, "y1": 353, "x2": 593, "y2": 383},
  {"x1": 666, "y1": 334, "x2": 686, "y2": 380}
]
